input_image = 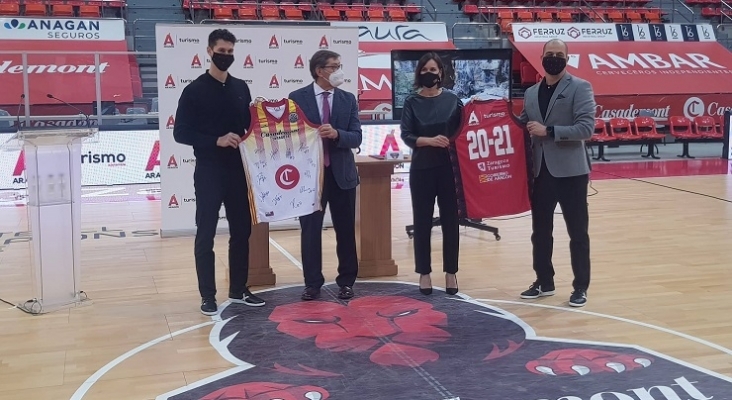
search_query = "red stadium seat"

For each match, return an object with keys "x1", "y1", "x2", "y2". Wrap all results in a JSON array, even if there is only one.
[
  {"x1": 463, "y1": 4, "x2": 478, "y2": 15},
  {"x1": 368, "y1": 9, "x2": 385, "y2": 20},
  {"x1": 668, "y1": 116, "x2": 696, "y2": 139},
  {"x1": 557, "y1": 11, "x2": 572, "y2": 22},
  {"x1": 261, "y1": 8, "x2": 281, "y2": 20},
  {"x1": 323, "y1": 8, "x2": 341, "y2": 20},
  {"x1": 537, "y1": 11, "x2": 553, "y2": 21},
  {"x1": 24, "y1": 3, "x2": 47, "y2": 16},
  {"x1": 520, "y1": 62, "x2": 538, "y2": 86},
  {"x1": 79, "y1": 5, "x2": 101, "y2": 17},
  {"x1": 52, "y1": 4, "x2": 74, "y2": 17},
  {"x1": 694, "y1": 116, "x2": 723, "y2": 139},
  {"x1": 0, "y1": 3, "x2": 19, "y2": 15},
  {"x1": 591, "y1": 119, "x2": 616, "y2": 143},
  {"x1": 238, "y1": 5, "x2": 257, "y2": 19},
  {"x1": 213, "y1": 7, "x2": 233, "y2": 19},
  {"x1": 388, "y1": 9, "x2": 407, "y2": 21},
  {"x1": 609, "y1": 118, "x2": 640, "y2": 140},
  {"x1": 633, "y1": 117, "x2": 665, "y2": 140},
  {"x1": 284, "y1": 8, "x2": 304, "y2": 19},
  {"x1": 345, "y1": 9, "x2": 363, "y2": 20}
]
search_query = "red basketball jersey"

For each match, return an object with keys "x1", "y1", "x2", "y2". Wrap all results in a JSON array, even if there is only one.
[{"x1": 449, "y1": 99, "x2": 532, "y2": 219}]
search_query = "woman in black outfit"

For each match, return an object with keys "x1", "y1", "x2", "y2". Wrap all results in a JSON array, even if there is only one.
[{"x1": 400, "y1": 52, "x2": 463, "y2": 296}]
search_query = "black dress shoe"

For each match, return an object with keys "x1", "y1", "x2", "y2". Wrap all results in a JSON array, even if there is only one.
[
  {"x1": 419, "y1": 274, "x2": 432, "y2": 295},
  {"x1": 301, "y1": 287, "x2": 321, "y2": 301},
  {"x1": 446, "y1": 274, "x2": 458, "y2": 295},
  {"x1": 338, "y1": 286, "x2": 354, "y2": 299}
]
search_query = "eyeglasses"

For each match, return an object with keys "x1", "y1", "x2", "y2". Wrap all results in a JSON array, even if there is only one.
[{"x1": 321, "y1": 64, "x2": 342, "y2": 71}]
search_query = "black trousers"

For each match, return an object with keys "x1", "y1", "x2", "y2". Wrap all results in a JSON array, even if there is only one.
[
  {"x1": 193, "y1": 163, "x2": 252, "y2": 299},
  {"x1": 299, "y1": 166, "x2": 358, "y2": 289},
  {"x1": 409, "y1": 163, "x2": 459, "y2": 275},
  {"x1": 531, "y1": 159, "x2": 591, "y2": 290}
]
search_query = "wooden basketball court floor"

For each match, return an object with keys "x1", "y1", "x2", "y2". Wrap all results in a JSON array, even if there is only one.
[{"x1": 1, "y1": 157, "x2": 731, "y2": 400}]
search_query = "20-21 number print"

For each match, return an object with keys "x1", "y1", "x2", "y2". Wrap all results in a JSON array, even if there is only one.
[{"x1": 466, "y1": 125, "x2": 515, "y2": 161}]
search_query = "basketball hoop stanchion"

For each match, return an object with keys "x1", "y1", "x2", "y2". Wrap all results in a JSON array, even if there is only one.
[{"x1": 11, "y1": 125, "x2": 97, "y2": 314}]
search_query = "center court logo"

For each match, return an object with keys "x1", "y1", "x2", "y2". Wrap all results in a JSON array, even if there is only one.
[{"x1": 683, "y1": 97, "x2": 705, "y2": 118}]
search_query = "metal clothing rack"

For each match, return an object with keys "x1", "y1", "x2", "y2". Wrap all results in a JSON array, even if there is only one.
[{"x1": 406, "y1": 218, "x2": 501, "y2": 241}]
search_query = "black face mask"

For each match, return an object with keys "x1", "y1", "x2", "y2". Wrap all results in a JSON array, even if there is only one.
[
  {"x1": 542, "y1": 56, "x2": 567, "y2": 76},
  {"x1": 211, "y1": 52, "x2": 235, "y2": 72},
  {"x1": 418, "y1": 72, "x2": 440, "y2": 89}
]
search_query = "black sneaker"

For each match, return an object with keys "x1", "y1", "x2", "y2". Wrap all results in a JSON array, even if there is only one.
[
  {"x1": 229, "y1": 288, "x2": 266, "y2": 307},
  {"x1": 520, "y1": 281, "x2": 556, "y2": 299},
  {"x1": 201, "y1": 297, "x2": 217, "y2": 316},
  {"x1": 569, "y1": 290, "x2": 587, "y2": 307}
]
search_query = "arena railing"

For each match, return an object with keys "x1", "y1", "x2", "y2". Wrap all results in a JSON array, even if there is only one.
[{"x1": 0, "y1": 49, "x2": 398, "y2": 133}]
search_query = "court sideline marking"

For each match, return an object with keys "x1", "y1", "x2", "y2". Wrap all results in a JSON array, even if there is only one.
[
  {"x1": 476, "y1": 298, "x2": 732, "y2": 357},
  {"x1": 68, "y1": 238, "x2": 732, "y2": 400}
]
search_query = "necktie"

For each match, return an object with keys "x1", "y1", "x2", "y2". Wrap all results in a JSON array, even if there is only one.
[{"x1": 321, "y1": 92, "x2": 331, "y2": 167}]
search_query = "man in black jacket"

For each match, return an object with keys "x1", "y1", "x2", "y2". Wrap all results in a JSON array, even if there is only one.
[{"x1": 173, "y1": 29, "x2": 265, "y2": 316}]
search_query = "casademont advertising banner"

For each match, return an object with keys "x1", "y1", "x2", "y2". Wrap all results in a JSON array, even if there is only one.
[
  {"x1": 510, "y1": 23, "x2": 732, "y2": 120},
  {"x1": 155, "y1": 24, "x2": 359, "y2": 235},
  {"x1": 0, "y1": 17, "x2": 135, "y2": 108}
]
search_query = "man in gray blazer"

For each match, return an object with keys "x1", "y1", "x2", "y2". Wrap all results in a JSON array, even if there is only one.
[
  {"x1": 289, "y1": 50, "x2": 363, "y2": 301},
  {"x1": 518, "y1": 39, "x2": 596, "y2": 307}
]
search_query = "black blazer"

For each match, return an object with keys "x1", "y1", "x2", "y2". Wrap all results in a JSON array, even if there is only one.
[{"x1": 289, "y1": 84, "x2": 363, "y2": 190}]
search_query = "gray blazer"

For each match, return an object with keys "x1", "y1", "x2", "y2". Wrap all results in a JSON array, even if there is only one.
[
  {"x1": 289, "y1": 84, "x2": 363, "y2": 190},
  {"x1": 519, "y1": 73, "x2": 596, "y2": 178}
]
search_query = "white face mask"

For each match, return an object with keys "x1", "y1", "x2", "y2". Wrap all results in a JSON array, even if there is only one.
[{"x1": 328, "y1": 69, "x2": 345, "y2": 87}]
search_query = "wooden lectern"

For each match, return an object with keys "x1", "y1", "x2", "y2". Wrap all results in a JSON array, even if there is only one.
[
  {"x1": 354, "y1": 155, "x2": 402, "y2": 277},
  {"x1": 246, "y1": 222, "x2": 276, "y2": 286}
]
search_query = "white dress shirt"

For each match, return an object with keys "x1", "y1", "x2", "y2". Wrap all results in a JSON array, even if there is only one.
[{"x1": 312, "y1": 82, "x2": 334, "y2": 122}]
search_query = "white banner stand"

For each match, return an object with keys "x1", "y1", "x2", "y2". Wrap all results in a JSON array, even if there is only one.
[{"x1": 14, "y1": 126, "x2": 97, "y2": 314}]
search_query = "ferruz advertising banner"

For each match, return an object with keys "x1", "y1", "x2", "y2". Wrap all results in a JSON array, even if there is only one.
[
  {"x1": 0, "y1": 130, "x2": 160, "y2": 190},
  {"x1": 511, "y1": 23, "x2": 716, "y2": 43},
  {"x1": 155, "y1": 23, "x2": 359, "y2": 236}
]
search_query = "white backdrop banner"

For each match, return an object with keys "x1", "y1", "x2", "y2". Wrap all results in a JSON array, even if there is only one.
[
  {"x1": 155, "y1": 23, "x2": 359, "y2": 236},
  {"x1": 0, "y1": 130, "x2": 160, "y2": 190}
]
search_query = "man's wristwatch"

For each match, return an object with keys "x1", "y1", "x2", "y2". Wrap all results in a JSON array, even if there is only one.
[{"x1": 547, "y1": 126, "x2": 555, "y2": 138}]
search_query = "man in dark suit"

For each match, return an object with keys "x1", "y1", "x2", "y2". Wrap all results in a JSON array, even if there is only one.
[
  {"x1": 288, "y1": 50, "x2": 363, "y2": 301},
  {"x1": 518, "y1": 39, "x2": 596, "y2": 307}
]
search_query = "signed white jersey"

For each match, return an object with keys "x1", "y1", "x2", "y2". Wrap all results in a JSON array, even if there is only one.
[{"x1": 240, "y1": 98, "x2": 323, "y2": 224}]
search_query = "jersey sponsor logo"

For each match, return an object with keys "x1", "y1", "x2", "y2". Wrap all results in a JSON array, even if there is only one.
[{"x1": 275, "y1": 165, "x2": 300, "y2": 190}]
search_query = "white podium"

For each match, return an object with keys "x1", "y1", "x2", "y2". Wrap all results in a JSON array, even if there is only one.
[{"x1": 14, "y1": 126, "x2": 97, "y2": 314}]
